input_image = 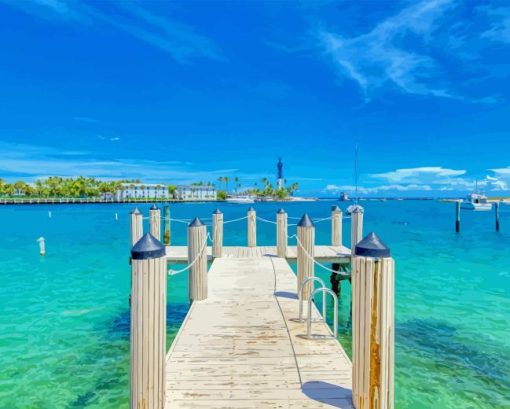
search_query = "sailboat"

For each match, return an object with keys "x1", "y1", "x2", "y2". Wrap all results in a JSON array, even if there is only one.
[{"x1": 347, "y1": 145, "x2": 363, "y2": 214}]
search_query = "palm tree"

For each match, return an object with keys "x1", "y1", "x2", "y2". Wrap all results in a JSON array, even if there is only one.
[{"x1": 224, "y1": 176, "x2": 230, "y2": 193}]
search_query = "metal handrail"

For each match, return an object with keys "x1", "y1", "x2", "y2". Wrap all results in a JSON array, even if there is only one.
[
  {"x1": 298, "y1": 277, "x2": 326, "y2": 323},
  {"x1": 306, "y1": 287, "x2": 338, "y2": 340}
]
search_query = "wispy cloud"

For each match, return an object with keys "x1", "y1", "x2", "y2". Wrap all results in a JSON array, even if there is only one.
[
  {"x1": 2, "y1": 0, "x2": 223, "y2": 63},
  {"x1": 316, "y1": 0, "x2": 508, "y2": 102},
  {"x1": 0, "y1": 141, "x2": 236, "y2": 183},
  {"x1": 325, "y1": 165, "x2": 510, "y2": 195}
]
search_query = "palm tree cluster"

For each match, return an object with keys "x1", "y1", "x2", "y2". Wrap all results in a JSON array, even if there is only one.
[
  {"x1": 0, "y1": 177, "x2": 136, "y2": 198},
  {"x1": 247, "y1": 178, "x2": 298, "y2": 199}
]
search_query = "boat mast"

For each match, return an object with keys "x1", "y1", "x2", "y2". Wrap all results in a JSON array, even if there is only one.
[{"x1": 354, "y1": 144, "x2": 359, "y2": 204}]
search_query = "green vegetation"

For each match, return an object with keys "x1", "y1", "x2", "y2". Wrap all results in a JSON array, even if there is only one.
[
  {"x1": 0, "y1": 177, "x2": 131, "y2": 198},
  {"x1": 215, "y1": 175, "x2": 299, "y2": 200}
]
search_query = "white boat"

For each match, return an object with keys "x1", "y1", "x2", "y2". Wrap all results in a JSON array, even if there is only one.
[
  {"x1": 225, "y1": 195, "x2": 255, "y2": 204},
  {"x1": 460, "y1": 193, "x2": 492, "y2": 211},
  {"x1": 339, "y1": 192, "x2": 350, "y2": 201}
]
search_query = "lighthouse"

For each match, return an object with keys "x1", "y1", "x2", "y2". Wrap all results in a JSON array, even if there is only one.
[{"x1": 277, "y1": 158, "x2": 284, "y2": 190}]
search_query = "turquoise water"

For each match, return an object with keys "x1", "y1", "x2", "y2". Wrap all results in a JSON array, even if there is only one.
[{"x1": 0, "y1": 201, "x2": 509, "y2": 408}]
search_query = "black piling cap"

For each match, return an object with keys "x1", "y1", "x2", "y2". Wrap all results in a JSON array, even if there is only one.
[
  {"x1": 213, "y1": 209, "x2": 222, "y2": 214},
  {"x1": 248, "y1": 207, "x2": 255, "y2": 212},
  {"x1": 150, "y1": 204, "x2": 158, "y2": 210},
  {"x1": 131, "y1": 207, "x2": 141, "y2": 215},
  {"x1": 131, "y1": 233, "x2": 165, "y2": 260},
  {"x1": 351, "y1": 205, "x2": 364, "y2": 214},
  {"x1": 277, "y1": 208, "x2": 286, "y2": 214},
  {"x1": 355, "y1": 232, "x2": 390, "y2": 258},
  {"x1": 298, "y1": 213, "x2": 314, "y2": 227},
  {"x1": 189, "y1": 217, "x2": 204, "y2": 227},
  {"x1": 331, "y1": 205, "x2": 341, "y2": 212}
]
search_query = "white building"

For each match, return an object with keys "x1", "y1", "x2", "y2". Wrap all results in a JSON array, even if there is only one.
[
  {"x1": 175, "y1": 185, "x2": 217, "y2": 201},
  {"x1": 115, "y1": 183, "x2": 217, "y2": 201},
  {"x1": 115, "y1": 183, "x2": 169, "y2": 200}
]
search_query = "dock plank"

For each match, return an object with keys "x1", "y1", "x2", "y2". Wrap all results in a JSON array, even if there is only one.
[{"x1": 165, "y1": 255, "x2": 353, "y2": 408}]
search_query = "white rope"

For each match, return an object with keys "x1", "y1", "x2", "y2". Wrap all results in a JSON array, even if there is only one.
[
  {"x1": 170, "y1": 218, "x2": 190, "y2": 224},
  {"x1": 256, "y1": 216, "x2": 277, "y2": 225},
  {"x1": 288, "y1": 216, "x2": 301, "y2": 220},
  {"x1": 313, "y1": 217, "x2": 331, "y2": 223},
  {"x1": 223, "y1": 215, "x2": 248, "y2": 224},
  {"x1": 293, "y1": 234, "x2": 351, "y2": 277},
  {"x1": 168, "y1": 232, "x2": 210, "y2": 276}
]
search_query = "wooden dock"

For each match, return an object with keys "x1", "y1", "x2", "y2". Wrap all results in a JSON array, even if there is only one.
[
  {"x1": 166, "y1": 255, "x2": 353, "y2": 408},
  {"x1": 166, "y1": 245, "x2": 351, "y2": 264},
  {"x1": 129, "y1": 206, "x2": 395, "y2": 409}
]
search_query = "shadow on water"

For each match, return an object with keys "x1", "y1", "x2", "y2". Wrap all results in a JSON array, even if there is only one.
[
  {"x1": 67, "y1": 302, "x2": 190, "y2": 408},
  {"x1": 396, "y1": 318, "x2": 509, "y2": 383},
  {"x1": 301, "y1": 381, "x2": 351, "y2": 408},
  {"x1": 106, "y1": 302, "x2": 190, "y2": 340}
]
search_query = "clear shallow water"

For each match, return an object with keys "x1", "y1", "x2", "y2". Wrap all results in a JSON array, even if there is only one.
[{"x1": 0, "y1": 201, "x2": 509, "y2": 408}]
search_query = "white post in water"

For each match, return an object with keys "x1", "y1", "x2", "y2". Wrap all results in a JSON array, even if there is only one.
[
  {"x1": 115, "y1": 212, "x2": 119, "y2": 221},
  {"x1": 276, "y1": 208, "x2": 288, "y2": 258},
  {"x1": 48, "y1": 211, "x2": 52, "y2": 219},
  {"x1": 351, "y1": 206, "x2": 364, "y2": 255},
  {"x1": 149, "y1": 205, "x2": 161, "y2": 241},
  {"x1": 247, "y1": 207, "x2": 256, "y2": 247},
  {"x1": 188, "y1": 218, "x2": 207, "y2": 302},
  {"x1": 297, "y1": 213, "x2": 315, "y2": 299},
  {"x1": 130, "y1": 233, "x2": 167, "y2": 409},
  {"x1": 331, "y1": 205, "x2": 343, "y2": 246},
  {"x1": 163, "y1": 205, "x2": 171, "y2": 245},
  {"x1": 351, "y1": 232, "x2": 394, "y2": 409},
  {"x1": 212, "y1": 209, "x2": 223, "y2": 258},
  {"x1": 37, "y1": 237, "x2": 45, "y2": 256},
  {"x1": 130, "y1": 208, "x2": 143, "y2": 246}
]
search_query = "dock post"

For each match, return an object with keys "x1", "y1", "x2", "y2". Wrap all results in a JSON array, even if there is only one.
[
  {"x1": 130, "y1": 233, "x2": 167, "y2": 409},
  {"x1": 37, "y1": 237, "x2": 46, "y2": 256},
  {"x1": 351, "y1": 206, "x2": 364, "y2": 254},
  {"x1": 276, "y1": 208, "x2": 288, "y2": 258},
  {"x1": 352, "y1": 232, "x2": 394, "y2": 409},
  {"x1": 130, "y1": 208, "x2": 143, "y2": 246},
  {"x1": 188, "y1": 218, "x2": 207, "y2": 302},
  {"x1": 163, "y1": 205, "x2": 170, "y2": 245},
  {"x1": 247, "y1": 207, "x2": 256, "y2": 247},
  {"x1": 495, "y1": 202, "x2": 500, "y2": 232},
  {"x1": 297, "y1": 213, "x2": 315, "y2": 299},
  {"x1": 332, "y1": 205, "x2": 343, "y2": 246},
  {"x1": 456, "y1": 201, "x2": 461, "y2": 233},
  {"x1": 150, "y1": 204, "x2": 161, "y2": 241},
  {"x1": 212, "y1": 209, "x2": 223, "y2": 258}
]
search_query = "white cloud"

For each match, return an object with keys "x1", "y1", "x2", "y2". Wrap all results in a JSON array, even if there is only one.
[
  {"x1": 2, "y1": 0, "x2": 223, "y2": 63},
  {"x1": 481, "y1": 6, "x2": 510, "y2": 44},
  {"x1": 370, "y1": 166, "x2": 466, "y2": 184},
  {"x1": 325, "y1": 183, "x2": 432, "y2": 195},
  {"x1": 318, "y1": 0, "x2": 455, "y2": 99}
]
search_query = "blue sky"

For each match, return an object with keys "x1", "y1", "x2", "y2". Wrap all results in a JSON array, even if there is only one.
[{"x1": 0, "y1": 0, "x2": 509, "y2": 197}]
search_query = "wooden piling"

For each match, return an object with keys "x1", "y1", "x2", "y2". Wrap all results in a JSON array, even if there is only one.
[
  {"x1": 352, "y1": 232, "x2": 394, "y2": 409},
  {"x1": 297, "y1": 213, "x2": 315, "y2": 300},
  {"x1": 276, "y1": 208, "x2": 288, "y2": 258},
  {"x1": 163, "y1": 205, "x2": 170, "y2": 245},
  {"x1": 130, "y1": 208, "x2": 143, "y2": 246},
  {"x1": 188, "y1": 218, "x2": 207, "y2": 302},
  {"x1": 247, "y1": 207, "x2": 256, "y2": 247},
  {"x1": 332, "y1": 205, "x2": 343, "y2": 246},
  {"x1": 456, "y1": 201, "x2": 461, "y2": 233},
  {"x1": 149, "y1": 205, "x2": 161, "y2": 241},
  {"x1": 351, "y1": 206, "x2": 364, "y2": 255},
  {"x1": 212, "y1": 209, "x2": 223, "y2": 258},
  {"x1": 130, "y1": 233, "x2": 167, "y2": 409},
  {"x1": 495, "y1": 202, "x2": 500, "y2": 232}
]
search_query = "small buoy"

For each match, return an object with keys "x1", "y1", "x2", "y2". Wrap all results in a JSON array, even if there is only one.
[
  {"x1": 115, "y1": 212, "x2": 119, "y2": 221},
  {"x1": 48, "y1": 211, "x2": 52, "y2": 219},
  {"x1": 37, "y1": 237, "x2": 46, "y2": 256}
]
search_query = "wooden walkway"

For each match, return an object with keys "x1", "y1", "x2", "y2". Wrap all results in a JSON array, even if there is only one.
[
  {"x1": 166, "y1": 245, "x2": 351, "y2": 264},
  {"x1": 166, "y1": 255, "x2": 353, "y2": 408}
]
